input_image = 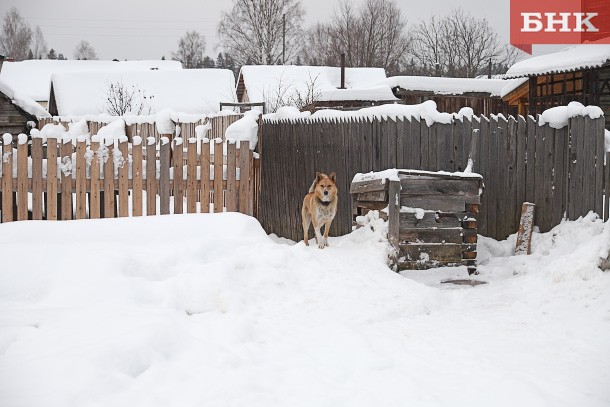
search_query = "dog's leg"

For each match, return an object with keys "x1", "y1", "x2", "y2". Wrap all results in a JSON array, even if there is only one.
[
  {"x1": 323, "y1": 220, "x2": 332, "y2": 247},
  {"x1": 302, "y1": 211, "x2": 311, "y2": 246},
  {"x1": 314, "y1": 226, "x2": 325, "y2": 249}
]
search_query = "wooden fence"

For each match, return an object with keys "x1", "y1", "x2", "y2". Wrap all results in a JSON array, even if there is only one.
[
  {"x1": 0, "y1": 136, "x2": 257, "y2": 222},
  {"x1": 37, "y1": 114, "x2": 243, "y2": 143},
  {"x1": 259, "y1": 114, "x2": 609, "y2": 242}
]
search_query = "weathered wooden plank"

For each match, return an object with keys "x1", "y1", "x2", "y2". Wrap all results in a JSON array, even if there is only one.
[
  {"x1": 525, "y1": 115, "x2": 537, "y2": 205},
  {"x1": 497, "y1": 115, "x2": 509, "y2": 238},
  {"x1": 437, "y1": 122, "x2": 453, "y2": 171},
  {"x1": 89, "y1": 140, "x2": 100, "y2": 219},
  {"x1": 400, "y1": 228, "x2": 463, "y2": 244},
  {"x1": 146, "y1": 138, "x2": 156, "y2": 216},
  {"x1": 103, "y1": 141, "x2": 114, "y2": 219},
  {"x1": 159, "y1": 138, "x2": 170, "y2": 215},
  {"x1": 420, "y1": 119, "x2": 430, "y2": 171},
  {"x1": 31, "y1": 137, "x2": 43, "y2": 220},
  {"x1": 582, "y1": 116, "x2": 595, "y2": 218},
  {"x1": 397, "y1": 260, "x2": 470, "y2": 270},
  {"x1": 349, "y1": 178, "x2": 388, "y2": 194},
  {"x1": 475, "y1": 116, "x2": 488, "y2": 236},
  {"x1": 131, "y1": 140, "x2": 143, "y2": 217},
  {"x1": 399, "y1": 211, "x2": 462, "y2": 229},
  {"x1": 486, "y1": 117, "x2": 498, "y2": 239},
  {"x1": 399, "y1": 243, "x2": 476, "y2": 263},
  {"x1": 75, "y1": 138, "x2": 87, "y2": 219},
  {"x1": 173, "y1": 138, "x2": 184, "y2": 214},
  {"x1": 238, "y1": 141, "x2": 250, "y2": 214},
  {"x1": 213, "y1": 140, "x2": 223, "y2": 213},
  {"x1": 593, "y1": 117, "x2": 605, "y2": 218},
  {"x1": 200, "y1": 139, "x2": 211, "y2": 213},
  {"x1": 46, "y1": 138, "x2": 59, "y2": 221},
  {"x1": 506, "y1": 116, "x2": 518, "y2": 235},
  {"x1": 553, "y1": 126, "x2": 568, "y2": 225},
  {"x1": 515, "y1": 116, "x2": 527, "y2": 227},
  {"x1": 605, "y1": 152, "x2": 610, "y2": 222},
  {"x1": 17, "y1": 139, "x2": 28, "y2": 221},
  {"x1": 356, "y1": 190, "x2": 387, "y2": 202},
  {"x1": 187, "y1": 139, "x2": 197, "y2": 213},
  {"x1": 388, "y1": 180, "x2": 400, "y2": 259},
  {"x1": 428, "y1": 123, "x2": 438, "y2": 171},
  {"x1": 400, "y1": 178, "x2": 480, "y2": 196},
  {"x1": 226, "y1": 141, "x2": 237, "y2": 212},
  {"x1": 515, "y1": 202, "x2": 535, "y2": 255},
  {"x1": 542, "y1": 124, "x2": 554, "y2": 232},
  {"x1": 118, "y1": 138, "x2": 129, "y2": 217},
  {"x1": 533, "y1": 116, "x2": 546, "y2": 229},
  {"x1": 401, "y1": 195, "x2": 477, "y2": 212}
]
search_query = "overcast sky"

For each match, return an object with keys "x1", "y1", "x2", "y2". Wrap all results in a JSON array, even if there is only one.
[{"x1": 1, "y1": 0, "x2": 556, "y2": 61}]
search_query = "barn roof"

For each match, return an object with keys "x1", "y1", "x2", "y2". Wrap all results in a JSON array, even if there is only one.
[
  {"x1": 0, "y1": 59, "x2": 183, "y2": 102},
  {"x1": 237, "y1": 65, "x2": 389, "y2": 106},
  {"x1": 383, "y1": 76, "x2": 521, "y2": 97},
  {"x1": 505, "y1": 43, "x2": 610, "y2": 78},
  {"x1": 49, "y1": 69, "x2": 236, "y2": 117},
  {"x1": 0, "y1": 79, "x2": 50, "y2": 118}
]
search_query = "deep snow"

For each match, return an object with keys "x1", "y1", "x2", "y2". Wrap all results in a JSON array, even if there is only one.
[{"x1": 0, "y1": 213, "x2": 609, "y2": 407}]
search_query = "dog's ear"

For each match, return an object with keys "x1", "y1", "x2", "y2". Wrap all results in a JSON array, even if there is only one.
[
  {"x1": 316, "y1": 172, "x2": 323, "y2": 182},
  {"x1": 329, "y1": 172, "x2": 336, "y2": 182}
]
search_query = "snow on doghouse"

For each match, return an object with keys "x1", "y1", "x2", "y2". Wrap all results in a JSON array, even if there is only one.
[{"x1": 351, "y1": 168, "x2": 483, "y2": 274}]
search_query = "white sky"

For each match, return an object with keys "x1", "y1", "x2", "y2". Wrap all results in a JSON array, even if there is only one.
[{"x1": 0, "y1": 0, "x2": 558, "y2": 61}]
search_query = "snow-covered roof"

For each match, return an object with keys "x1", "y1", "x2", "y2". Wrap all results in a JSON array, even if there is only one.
[
  {"x1": 0, "y1": 59, "x2": 183, "y2": 102},
  {"x1": 383, "y1": 76, "x2": 520, "y2": 97},
  {"x1": 500, "y1": 77, "x2": 529, "y2": 99},
  {"x1": 238, "y1": 65, "x2": 388, "y2": 105},
  {"x1": 50, "y1": 69, "x2": 237, "y2": 117},
  {"x1": 505, "y1": 44, "x2": 610, "y2": 78},
  {"x1": 0, "y1": 79, "x2": 50, "y2": 118},
  {"x1": 317, "y1": 85, "x2": 399, "y2": 102}
]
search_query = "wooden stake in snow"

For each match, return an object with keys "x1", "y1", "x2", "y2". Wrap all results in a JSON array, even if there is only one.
[{"x1": 515, "y1": 203, "x2": 536, "y2": 255}]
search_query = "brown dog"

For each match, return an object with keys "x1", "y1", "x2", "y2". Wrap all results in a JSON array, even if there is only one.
[{"x1": 302, "y1": 172, "x2": 338, "y2": 248}]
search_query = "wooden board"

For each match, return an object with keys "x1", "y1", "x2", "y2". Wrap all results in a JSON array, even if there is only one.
[
  {"x1": 398, "y1": 243, "x2": 475, "y2": 263},
  {"x1": 186, "y1": 140, "x2": 197, "y2": 213},
  {"x1": 103, "y1": 143, "x2": 114, "y2": 219},
  {"x1": 159, "y1": 140, "x2": 170, "y2": 215},
  {"x1": 32, "y1": 138, "x2": 43, "y2": 220},
  {"x1": 515, "y1": 202, "x2": 535, "y2": 255},
  {"x1": 399, "y1": 211, "x2": 462, "y2": 229},
  {"x1": 214, "y1": 141, "x2": 223, "y2": 213},
  {"x1": 118, "y1": 139, "x2": 129, "y2": 217},
  {"x1": 349, "y1": 178, "x2": 387, "y2": 194},
  {"x1": 75, "y1": 139, "x2": 87, "y2": 219},
  {"x1": 89, "y1": 140, "x2": 100, "y2": 219},
  {"x1": 238, "y1": 141, "x2": 249, "y2": 214},
  {"x1": 146, "y1": 140, "x2": 156, "y2": 215},
  {"x1": 400, "y1": 195, "x2": 477, "y2": 212},
  {"x1": 399, "y1": 228, "x2": 463, "y2": 244},
  {"x1": 16, "y1": 141, "x2": 28, "y2": 221},
  {"x1": 226, "y1": 141, "x2": 237, "y2": 212},
  {"x1": 173, "y1": 140, "x2": 183, "y2": 214},
  {"x1": 200, "y1": 140, "x2": 210, "y2": 213},
  {"x1": 132, "y1": 141, "x2": 142, "y2": 217},
  {"x1": 46, "y1": 138, "x2": 58, "y2": 221},
  {"x1": 400, "y1": 178, "x2": 480, "y2": 196}
]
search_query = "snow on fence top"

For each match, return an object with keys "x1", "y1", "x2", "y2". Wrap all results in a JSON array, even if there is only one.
[
  {"x1": 238, "y1": 65, "x2": 387, "y2": 106},
  {"x1": 263, "y1": 100, "x2": 473, "y2": 126},
  {"x1": 539, "y1": 101, "x2": 604, "y2": 129},
  {"x1": 505, "y1": 43, "x2": 610, "y2": 78},
  {"x1": 0, "y1": 79, "x2": 50, "y2": 119},
  {"x1": 50, "y1": 69, "x2": 237, "y2": 117},
  {"x1": 0, "y1": 59, "x2": 183, "y2": 102},
  {"x1": 382, "y1": 76, "x2": 520, "y2": 97}
]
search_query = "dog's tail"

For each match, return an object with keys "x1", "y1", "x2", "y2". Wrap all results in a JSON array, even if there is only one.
[{"x1": 308, "y1": 178, "x2": 317, "y2": 193}]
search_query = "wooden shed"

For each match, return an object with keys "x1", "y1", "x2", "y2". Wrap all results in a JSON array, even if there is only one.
[
  {"x1": 0, "y1": 81, "x2": 45, "y2": 139},
  {"x1": 384, "y1": 76, "x2": 519, "y2": 116},
  {"x1": 351, "y1": 170, "x2": 483, "y2": 275},
  {"x1": 503, "y1": 44, "x2": 610, "y2": 128}
]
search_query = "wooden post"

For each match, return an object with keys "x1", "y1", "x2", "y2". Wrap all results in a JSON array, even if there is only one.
[
  {"x1": 173, "y1": 138, "x2": 183, "y2": 214},
  {"x1": 118, "y1": 138, "x2": 129, "y2": 217},
  {"x1": 32, "y1": 137, "x2": 43, "y2": 220},
  {"x1": 46, "y1": 137, "x2": 58, "y2": 221},
  {"x1": 146, "y1": 138, "x2": 156, "y2": 215},
  {"x1": 515, "y1": 202, "x2": 536, "y2": 255},
  {"x1": 75, "y1": 138, "x2": 87, "y2": 219},
  {"x1": 226, "y1": 141, "x2": 237, "y2": 212},
  {"x1": 387, "y1": 180, "x2": 400, "y2": 270},
  {"x1": 187, "y1": 138, "x2": 197, "y2": 213},
  {"x1": 159, "y1": 138, "x2": 170, "y2": 215},
  {"x1": 17, "y1": 137, "x2": 28, "y2": 221},
  {"x1": 238, "y1": 141, "x2": 249, "y2": 214},
  {"x1": 1, "y1": 136, "x2": 13, "y2": 223},
  {"x1": 89, "y1": 139, "x2": 101, "y2": 219},
  {"x1": 213, "y1": 140, "x2": 223, "y2": 213},
  {"x1": 200, "y1": 139, "x2": 210, "y2": 213},
  {"x1": 132, "y1": 138, "x2": 143, "y2": 217},
  {"x1": 103, "y1": 140, "x2": 115, "y2": 219},
  {"x1": 605, "y1": 152, "x2": 610, "y2": 222}
]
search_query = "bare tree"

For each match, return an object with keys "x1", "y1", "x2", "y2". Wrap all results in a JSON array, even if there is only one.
[
  {"x1": 103, "y1": 81, "x2": 154, "y2": 116},
  {"x1": 31, "y1": 26, "x2": 48, "y2": 59},
  {"x1": 217, "y1": 0, "x2": 305, "y2": 66},
  {"x1": 171, "y1": 30, "x2": 206, "y2": 68},
  {"x1": 74, "y1": 40, "x2": 97, "y2": 60},
  {"x1": 0, "y1": 7, "x2": 32, "y2": 61},
  {"x1": 302, "y1": 0, "x2": 411, "y2": 74},
  {"x1": 412, "y1": 8, "x2": 523, "y2": 77}
]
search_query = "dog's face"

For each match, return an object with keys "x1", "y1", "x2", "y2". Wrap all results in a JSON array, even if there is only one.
[{"x1": 314, "y1": 172, "x2": 337, "y2": 203}]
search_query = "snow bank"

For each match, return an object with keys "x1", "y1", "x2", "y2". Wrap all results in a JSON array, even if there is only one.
[
  {"x1": 0, "y1": 79, "x2": 50, "y2": 119},
  {"x1": 0, "y1": 213, "x2": 609, "y2": 406},
  {"x1": 538, "y1": 101, "x2": 604, "y2": 129},
  {"x1": 225, "y1": 110, "x2": 259, "y2": 149},
  {"x1": 96, "y1": 119, "x2": 126, "y2": 140}
]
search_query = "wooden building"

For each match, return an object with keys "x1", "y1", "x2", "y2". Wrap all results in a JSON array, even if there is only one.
[
  {"x1": 503, "y1": 44, "x2": 610, "y2": 128},
  {"x1": 0, "y1": 82, "x2": 49, "y2": 139},
  {"x1": 384, "y1": 76, "x2": 520, "y2": 116}
]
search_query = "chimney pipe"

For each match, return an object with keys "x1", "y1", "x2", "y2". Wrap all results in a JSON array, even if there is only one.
[{"x1": 340, "y1": 53, "x2": 346, "y2": 89}]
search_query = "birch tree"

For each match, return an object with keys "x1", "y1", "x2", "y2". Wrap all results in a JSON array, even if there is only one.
[
  {"x1": 0, "y1": 7, "x2": 32, "y2": 61},
  {"x1": 172, "y1": 30, "x2": 206, "y2": 68}
]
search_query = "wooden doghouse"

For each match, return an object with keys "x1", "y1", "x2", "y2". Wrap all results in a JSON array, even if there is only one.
[{"x1": 351, "y1": 170, "x2": 484, "y2": 274}]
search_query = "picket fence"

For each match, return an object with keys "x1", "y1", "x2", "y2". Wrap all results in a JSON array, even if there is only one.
[{"x1": 0, "y1": 135, "x2": 257, "y2": 222}]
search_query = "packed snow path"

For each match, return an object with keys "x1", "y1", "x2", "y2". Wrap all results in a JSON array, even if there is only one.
[{"x1": 0, "y1": 213, "x2": 609, "y2": 406}]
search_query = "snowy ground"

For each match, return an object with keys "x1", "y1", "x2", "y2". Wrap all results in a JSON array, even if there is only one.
[{"x1": 0, "y1": 212, "x2": 609, "y2": 407}]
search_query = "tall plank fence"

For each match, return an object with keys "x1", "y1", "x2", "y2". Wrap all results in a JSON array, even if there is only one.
[
  {"x1": 259, "y1": 114, "x2": 609, "y2": 242},
  {"x1": 0, "y1": 135, "x2": 257, "y2": 222}
]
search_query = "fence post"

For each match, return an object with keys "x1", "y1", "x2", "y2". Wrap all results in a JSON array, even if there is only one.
[{"x1": 388, "y1": 180, "x2": 401, "y2": 269}]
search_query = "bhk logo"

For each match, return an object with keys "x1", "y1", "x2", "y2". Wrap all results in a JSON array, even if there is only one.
[{"x1": 510, "y1": 0, "x2": 610, "y2": 53}]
